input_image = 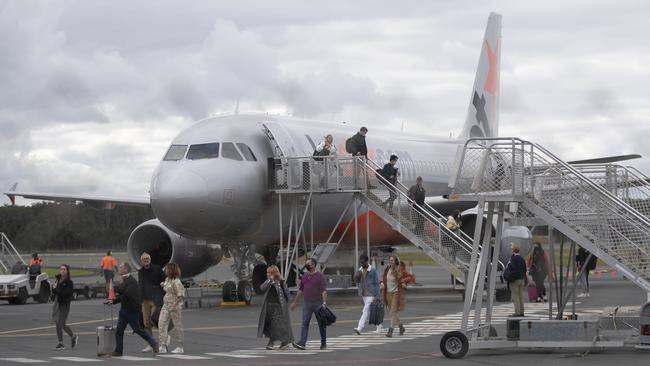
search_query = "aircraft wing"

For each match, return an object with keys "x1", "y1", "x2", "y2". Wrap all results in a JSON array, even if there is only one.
[
  {"x1": 4, "y1": 184, "x2": 150, "y2": 208},
  {"x1": 568, "y1": 154, "x2": 642, "y2": 165}
]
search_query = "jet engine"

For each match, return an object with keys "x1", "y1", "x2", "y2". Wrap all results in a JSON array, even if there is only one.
[{"x1": 127, "y1": 219, "x2": 223, "y2": 278}]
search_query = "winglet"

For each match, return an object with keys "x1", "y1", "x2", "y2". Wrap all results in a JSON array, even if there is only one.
[{"x1": 6, "y1": 183, "x2": 18, "y2": 205}]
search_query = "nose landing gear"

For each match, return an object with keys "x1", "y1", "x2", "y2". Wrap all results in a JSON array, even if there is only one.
[{"x1": 221, "y1": 243, "x2": 258, "y2": 305}]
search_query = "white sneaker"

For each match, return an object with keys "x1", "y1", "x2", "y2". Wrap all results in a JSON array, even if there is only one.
[
  {"x1": 167, "y1": 335, "x2": 171, "y2": 345},
  {"x1": 586, "y1": 293, "x2": 590, "y2": 298},
  {"x1": 141, "y1": 345, "x2": 153, "y2": 352},
  {"x1": 170, "y1": 347, "x2": 184, "y2": 354},
  {"x1": 375, "y1": 325, "x2": 384, "y2": 333},
  {"x1": 158, "y1": 345, "x2": 168, "y2": 354},
  {"x1": 353, "y1": 327, "x2": 361, "y2": 335},
  {"x1": 577, "y1": 293, "x2": 586, "y2": 298}
]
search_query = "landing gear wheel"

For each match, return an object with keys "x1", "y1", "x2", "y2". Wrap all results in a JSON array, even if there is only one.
[
  {"x1": 15, "y1": 287, "x2": 28, "y2": 305},
  {"x1": 222, "y1": 281, "x2": 237, "y2": 302},
  {"x1": 440, "y1": 331, "x2": 469, "y2": 359},
  {"x1": 83, "y1": 286, "x2": 91, "y2": 299},
  {"x1": 237, "y1": 281, "x2": 253, "y2": 304},
  {"x1": 73, "y1": 291, "x2": 79, "y2": 300},
  {"x1": 37, "y1": 281, "x2": 51, "y2": 303},
  {"x1": 252, "y1": 264, "x2": 268, "y2": 295}
]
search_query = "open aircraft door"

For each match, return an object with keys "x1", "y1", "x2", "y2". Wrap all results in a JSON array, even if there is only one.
[{"x1": 262, "y1": 121, "x2": 312, "y2": 189}]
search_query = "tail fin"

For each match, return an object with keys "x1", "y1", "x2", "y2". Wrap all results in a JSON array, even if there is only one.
[{"x1": 459, "y1": 12, "x2": 502, "y2": 139}]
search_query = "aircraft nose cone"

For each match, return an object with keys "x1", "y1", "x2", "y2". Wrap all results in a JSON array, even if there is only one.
[{"x1": 151, "y1": 169, "x2": 208, "y2": 200}]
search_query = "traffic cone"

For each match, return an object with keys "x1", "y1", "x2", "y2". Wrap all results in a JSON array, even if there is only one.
[{"x1": 108, "y1": 278, "x2": 116, "y2": 301}]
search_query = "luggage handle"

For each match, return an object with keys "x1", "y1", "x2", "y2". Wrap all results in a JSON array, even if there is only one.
[{"x1": 103, "y1": 303, "x2": 114, "y2": 328}]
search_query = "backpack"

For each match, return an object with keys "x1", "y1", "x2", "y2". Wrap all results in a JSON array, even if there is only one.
[
  {"x1": 502, "y1": 260, "x2": 516, "y2": 283},
  {"x1": 345, "y1": 137, "x2": 356, "y2": 154}
]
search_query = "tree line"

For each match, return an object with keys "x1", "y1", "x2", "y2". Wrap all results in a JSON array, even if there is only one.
[{"x1": 0, "y1": 202, "x2": 154, "y2": 253}]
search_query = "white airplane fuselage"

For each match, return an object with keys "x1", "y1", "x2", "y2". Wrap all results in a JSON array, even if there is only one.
[{"x1": 149, "y1": 114, "x2": 462, "y2": 248}]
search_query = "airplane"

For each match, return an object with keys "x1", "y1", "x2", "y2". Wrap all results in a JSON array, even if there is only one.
[{"x1": 5, "y1": 13, "x2": 533, "y2": 300}]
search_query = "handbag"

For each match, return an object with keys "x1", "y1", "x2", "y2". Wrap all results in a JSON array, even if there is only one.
[
  {"x1": 368, "y1": 301, "x2": 384, "y2": 326},
  {"x1": 315, "y1": 305, "x2": 337, "y2": 327}
]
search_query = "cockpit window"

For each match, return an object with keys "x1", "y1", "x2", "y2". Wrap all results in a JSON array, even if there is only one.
[
  {"x1": 236, "y1": 143, "x2": 257, "y2": 162},
  {"x1": 163, "y1": 145, "x2": 187, "y2": 161},
  {"x1": 222, "y1": 142, "x2": 243, "y2": 161},
  {"x1": 187, "y1": 143, "x2": 219, "y2": 160}
]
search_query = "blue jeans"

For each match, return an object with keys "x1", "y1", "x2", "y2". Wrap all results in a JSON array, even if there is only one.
[
  {"x1": 115, "y1": 309, "x2": 157, "y2": 354},
  {"x1": 298, "y1": 301, "x2": 326, "y2": 346}
]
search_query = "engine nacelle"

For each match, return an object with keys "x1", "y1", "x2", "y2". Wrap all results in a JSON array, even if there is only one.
[
  {"x1": 459, "y1": 210, "x2": 533, "y2": 266},
  {"x1": 127, "y1": 219, "x2": 223, "y2": 278}
]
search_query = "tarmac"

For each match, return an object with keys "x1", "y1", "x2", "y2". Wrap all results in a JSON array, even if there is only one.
[{"x1": 1, "y1": 256, "x2": 649, "y2": 366}]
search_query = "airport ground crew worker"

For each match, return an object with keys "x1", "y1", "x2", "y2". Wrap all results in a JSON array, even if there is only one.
[
  {"x1": 138, "y1": 252, "x2": 166, "y2": 351},
  {"x1": 100, "y1": 251, "x2": 118, "y2": 295},
  {"x1": 29, "y1": 252, "x2": 43, "y2": 267}
]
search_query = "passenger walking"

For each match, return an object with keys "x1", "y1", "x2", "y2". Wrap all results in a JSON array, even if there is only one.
[
  {"x1": 576, "y1": 247, "x2": 597, "y2": 298},
  {"x1": 138, "y1": 252, "x2": 165, "y2": 351},
  {"x1": 158, "y1": 262, "x2": 185, "y2": 354},
  {"x1": 315, "y1": 134, "x2": 337, "y2": 157},
  {"x1": 290, "y1": 258, "x2": 328, "y2": 350},
  {"x1": 100, "y1": 251, "x2": 118, "y2": 295},
  {"x1": 52, "y1": 264, "x2": 78, "y2": 350},
  {"x1": 346, "y1": 127, "x2": 368, "y2": 156},
  {"x1": 380, "y1": 256, "x2": 415, "y2": 337},
  {"x1": 408, "y1": 176, "x2": 426, "y2": 232},
  {"x1": 446, "y1": 210, "x2": 462, "y2": 233},
  {"x1": 379, "y1": 155, "x2": 399, "y2": 213},
  {"x1": 258, "y1": 265, "x2": 293, "y2": 350},
  {"x1": 527, "y1": 242, "x2": 550, "y2": 302},
  {"x1": 504, "y1": 244, "x2": 527, "y2": 316},
  {"x1": 108, "y1": 262, "x2": 159, "y2": 357},
  {"x1": 353, "y1": 254, "x2": 380, "y2": 335}
]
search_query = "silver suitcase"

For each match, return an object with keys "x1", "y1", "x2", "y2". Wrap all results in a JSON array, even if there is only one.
[{"x1": 97, "y1": 304, "x2": 115, "y2": 357}]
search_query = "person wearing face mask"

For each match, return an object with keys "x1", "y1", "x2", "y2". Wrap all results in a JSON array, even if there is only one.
[
  {"x1": 258, "y1": 265, "x2": 293, "y2": 350},
  {"x1": 290, "y1": 258, "x2": 328, "y2": 350}
]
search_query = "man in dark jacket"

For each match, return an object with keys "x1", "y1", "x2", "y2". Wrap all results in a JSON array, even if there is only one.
[
  {"x1": 408, "y1": 176, "x2": 426, "y2": 232},
  {"x1": 346, "y1": 127, "x2": 368, "y2": 156},
  {"x1": 138, "y1": 252, "x2": 165, "y2": 350},
  {"x1": 380, "y1": 155, "x2": 399, "y2": 213},
  {"x1": 109, "y1": 262, "x2": 159, "y2": 357},
  {"x1": 505, "y1": 244, "x2": 527, "y2": 316}
]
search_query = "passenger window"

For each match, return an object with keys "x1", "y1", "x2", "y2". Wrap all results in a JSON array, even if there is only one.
[
  {"x1": 187, "y1": 143, "x2": 219, "y2": 160},
  {"x1": 222, "y1": 142, "x2": 243, "y2": 161},
  {"x1": 163, "y1": 145, "x2": 187, "y2": 161},
  {"x1": 236, "y1": 143, "x2": 257, "y2": 162}
]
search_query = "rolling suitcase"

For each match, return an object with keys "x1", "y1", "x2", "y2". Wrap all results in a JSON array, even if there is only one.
[
  {"x1": 369, "y1": 301, "x2": 385, "y2": 326},
  {"x1": 97, "y1": 304, "x2": 115, "y2": 357},
  {"x1": 527, "y1": 283, "x2": 538, "y2": 302}
]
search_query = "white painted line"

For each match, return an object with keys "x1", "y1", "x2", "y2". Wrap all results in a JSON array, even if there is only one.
[
  {"x1": 158, "y1": 354, "x2": 212, "y2": 360},
  {"x1": 205, "y1": 353, "x2": 265, "y2": 358},
  {"x1": 113, "y1": 356, "x2": 157, "y2": 361},
  {"x1": 0, "y1": 358, "x2": 49, "y2": 364},
  {"x1": 50, "y1": 357, "x2": 101, "y2": 362}
]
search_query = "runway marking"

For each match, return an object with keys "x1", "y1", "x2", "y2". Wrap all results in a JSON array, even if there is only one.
[
  {"x1": 114, "y1": 356, "x2": 157, "y2": 361},
  {"x1": 50, "y1": 357, "x2": 101, "y2": 362},
  {"x1": 0, "y1": 358, "x2": 49, "y2": 364},
  {"x1": 158, "y1": 354, "x2": 212, "y2": 360},
  {"x1": 204, "y1": 352, "x2": 266, "y2": 358}
]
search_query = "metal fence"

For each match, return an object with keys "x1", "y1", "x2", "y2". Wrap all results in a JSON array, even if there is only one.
[
  {"x1": 269, "y1": 156, "x2": 367, "y2": 193},
  {"x1": 451, "y1": 138, "x2": 650, "y2": 284}
]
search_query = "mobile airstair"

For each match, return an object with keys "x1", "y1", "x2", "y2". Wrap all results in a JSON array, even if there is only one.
[
  {"x1": 0, "y1": 233, "x2": 25, "y2": 274},
  {"x1": 268, "y1": 155, "x2": 487, "y2": 288},
  {"x1": 435, "y1": 140, "x2": 650, "y2": 359}
]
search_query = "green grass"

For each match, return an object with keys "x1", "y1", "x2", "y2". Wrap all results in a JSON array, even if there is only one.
[{"x1": 43, "y1": 267, "x2": 96, "y2": 278}]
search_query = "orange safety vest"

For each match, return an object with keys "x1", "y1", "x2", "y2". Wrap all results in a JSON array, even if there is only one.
[
  {"x1": 101, "y1": 256, "x2": 118, "y2": 270},
  {"x1": 29, "y1": 258, "x2": 43, "y2": 266}
]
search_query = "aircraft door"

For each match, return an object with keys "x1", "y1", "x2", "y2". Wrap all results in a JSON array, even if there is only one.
[{"x1": 262, "y1": 121, "x2": 311, "y2": 189}]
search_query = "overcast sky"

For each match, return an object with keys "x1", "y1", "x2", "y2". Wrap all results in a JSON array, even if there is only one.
[{"x1": 1, "y1": 0, "x2": 649, "y2": 205}]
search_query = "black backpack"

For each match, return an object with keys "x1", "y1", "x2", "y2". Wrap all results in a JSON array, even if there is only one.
[{"x1": 345, "y1": 137, "x2": 356, "y2": 155}]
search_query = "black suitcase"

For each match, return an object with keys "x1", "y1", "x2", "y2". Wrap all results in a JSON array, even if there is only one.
[{"x1": 369, "y1": 301, "x2": 385, "y2": 325}]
